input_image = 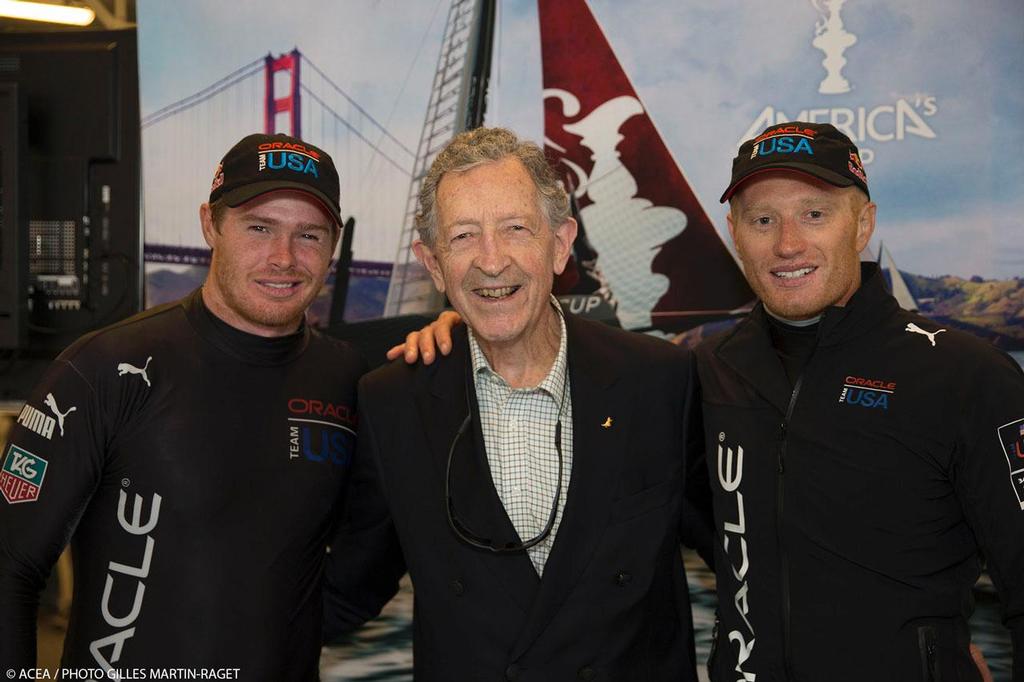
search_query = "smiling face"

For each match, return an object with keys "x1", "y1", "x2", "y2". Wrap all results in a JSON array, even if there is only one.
[
  {"x1": 727, "y1": 171, "x2": 875, "y2": 320},
  {"x1": 200, "y1": 190, "x2": 337, "y2": 337},
  {"x1": 412, "y1": 156, "x2": 576, "y2": 354}
]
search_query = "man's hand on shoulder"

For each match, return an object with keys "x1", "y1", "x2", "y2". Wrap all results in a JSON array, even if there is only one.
[
  {"x1": 385, "y1": 310, "x2": 463, "y2": 365},
  {"x1": 969, "y1": 642, "x2": 993, "y2": 682}
]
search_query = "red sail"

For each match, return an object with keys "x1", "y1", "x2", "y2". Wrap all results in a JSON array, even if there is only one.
[{"x1": 539, "y1": 0, "x2": 753, "y2": 332}]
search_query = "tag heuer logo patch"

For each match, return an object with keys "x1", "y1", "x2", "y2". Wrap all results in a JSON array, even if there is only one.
[{"x1": 0, "y1": 444, "x2": 48, "y2": 504}]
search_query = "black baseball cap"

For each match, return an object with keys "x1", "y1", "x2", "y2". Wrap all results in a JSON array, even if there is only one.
[
  {"x1": 720, "y1": 121, "x2": 869, "y2": 203},
  {"x1": 208, "y1": 133, "x2": 342, "y2": 227}
]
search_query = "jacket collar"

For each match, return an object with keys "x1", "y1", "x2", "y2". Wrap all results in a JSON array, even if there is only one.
[
  {"x1": 183, "y1": 287, "x2": 310, "y2": 365},
  {"x1": 816, "y1": 262, "x2": 899, "y2": 347},
  {"x1": 715, "y1": 262, "x2": 898, "y2": 412}
]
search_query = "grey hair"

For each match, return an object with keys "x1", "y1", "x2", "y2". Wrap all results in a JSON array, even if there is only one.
[{"x1": 414, "y1": 127, "x2": 571, "y2": 248}]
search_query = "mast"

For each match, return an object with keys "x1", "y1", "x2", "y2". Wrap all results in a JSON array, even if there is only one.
[{"x1": 383, "y1": 0, "x2": 496, "y2": 316}]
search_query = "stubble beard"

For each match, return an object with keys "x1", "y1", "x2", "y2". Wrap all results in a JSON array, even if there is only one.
[{"x1": 213, "y1": 260, "x2": 316, "y2": 333}]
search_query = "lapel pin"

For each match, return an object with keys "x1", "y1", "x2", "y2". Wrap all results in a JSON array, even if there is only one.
[{"x1": 601, "y1": 417, "x2": 613, "y2": 429}]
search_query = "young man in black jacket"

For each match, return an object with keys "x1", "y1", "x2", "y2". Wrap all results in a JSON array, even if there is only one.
[
  {"x1": 0, "y1": 133, "x2": 363, "y2": 679},
  {"x1": 700, "y1": 121, "x2": 1022, "y2": 681}
]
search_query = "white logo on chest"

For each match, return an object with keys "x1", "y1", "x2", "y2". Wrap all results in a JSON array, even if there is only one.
[
  {"x1": 904, "y1": 322, "x2": 946, "y2": 347},
  {"x1": 117, "y1": 356, "x2": 153, "y2": 387}
]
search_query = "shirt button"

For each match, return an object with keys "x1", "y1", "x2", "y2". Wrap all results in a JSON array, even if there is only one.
[
  {"x1": 615, "y1": 571, "x2": 632, "y2": 586},
  {"x1": 449, "y1": 579, "x2": 464, "y2": 596},
  {"x1": 505, "y1": 663, "x2": 521, "y2": 680},
  {"x1": 578, "y1": 666, "x2": 596, "y2": 680}
]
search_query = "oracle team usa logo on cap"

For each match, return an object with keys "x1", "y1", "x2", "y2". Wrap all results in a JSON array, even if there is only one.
[
  {"x1": 208, "y1": 133, "x2": 343, "y2": 228},
  {"x1": 1, "y1": 444, "x2": 48, "y2": 503},
  {"x1": 258, "y1": 141, "x2": 321, "y2": 178},
  {"x1": 751, "y1": 126, "x2": 816, "y2": 158},
  {"x1": 996, "y1": 418, "x2": 1024, "y2": 510}
]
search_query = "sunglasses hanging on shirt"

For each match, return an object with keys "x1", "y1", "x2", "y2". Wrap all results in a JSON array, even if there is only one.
[{"x1": 445, "y1": 361, "x2": 568, "y2": 553}]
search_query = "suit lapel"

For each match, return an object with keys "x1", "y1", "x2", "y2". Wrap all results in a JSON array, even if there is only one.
[
  {"x1": 415, "y1": 326, "x2": 539, "y2": 612},
  {"x1": 511, "y1": 314, "x2": 630, "y2": 658}
]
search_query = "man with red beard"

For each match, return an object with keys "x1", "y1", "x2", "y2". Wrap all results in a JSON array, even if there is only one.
[{"x1": 0, "y1": 133, "x2": 363, "y2": 679}]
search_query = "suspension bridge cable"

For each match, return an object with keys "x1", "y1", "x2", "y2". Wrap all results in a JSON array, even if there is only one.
[
  {"x1": 364, "y1": 0, "x2": 446, "y2": 176},
  {"x1": 142, "y1": 59, "x2": 264, "y2": 128},
  {"x1": 302, "y1": 54, "x2": 417, "y2": 159},
  {"x1": 299, "y1": 84, "x2": 413, "y2": 176}
]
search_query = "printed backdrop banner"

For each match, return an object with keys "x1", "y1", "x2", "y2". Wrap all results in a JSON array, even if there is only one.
[
  {"x1": 134, "y1": 5, "x2": 1022, "y2": 677},
  {"x1": 138, "y1": 1, "x2": 1023, "y2": 349}
]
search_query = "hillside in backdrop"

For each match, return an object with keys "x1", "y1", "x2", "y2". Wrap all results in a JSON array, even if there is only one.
[
  {"x1": 906, "y1": 273, "x2": 1024, "y2": 350},
  {"x1": 674, "y1": 271, "x2": 1024, "y2": 352}
]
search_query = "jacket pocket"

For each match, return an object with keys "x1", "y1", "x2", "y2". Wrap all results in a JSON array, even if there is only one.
[
  {"x1": 918, "y1": 626, "x2": 940, "y2": 682},
  {"x1": 609, "y1": 475, "x2": 679, "y2": 523},
  {"x1": 915, "y1": 620, "x2": 985, "y2": 682},
  {"x1": 706, "y1": 612, "x2": 720, "y2": 680}
]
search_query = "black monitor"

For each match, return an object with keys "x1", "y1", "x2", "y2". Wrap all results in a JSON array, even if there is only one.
[{"x1": 0, "y1": 29, "x2": 141, "y2": 397}]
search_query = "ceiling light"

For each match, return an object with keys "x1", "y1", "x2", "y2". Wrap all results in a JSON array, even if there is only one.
[{"x1": 0, "y1": 0, "x2": 96, "y2": 26}]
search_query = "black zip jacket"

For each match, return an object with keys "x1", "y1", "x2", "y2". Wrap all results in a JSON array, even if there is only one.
[
  {"x1": 0, "y1": 289, "x2": 363, "y2": 679},
  {"x1": 697, "y1": 264, "x2": 1024, "y2": 682}
]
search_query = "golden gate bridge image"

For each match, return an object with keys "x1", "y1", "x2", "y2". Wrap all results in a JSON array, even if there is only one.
[
  {"x1": 141, "y1": 47, "x2": 415, "y2": 271},
  {"x1": 141, "y1": 0, "x2": 496, "y2": 327}
]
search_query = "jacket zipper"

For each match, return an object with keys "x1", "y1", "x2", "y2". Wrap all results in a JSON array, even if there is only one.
[{"x1": 778, "y1": 368, "x2": 808, "y2": 681}]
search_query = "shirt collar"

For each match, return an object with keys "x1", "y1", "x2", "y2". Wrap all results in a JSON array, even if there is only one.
[
  {"x1": 468, "y1": 295, "x2": 569, "y2": 403},
  {"x1": 185, "y1": 287, "x2": 309, "y2": 365}
]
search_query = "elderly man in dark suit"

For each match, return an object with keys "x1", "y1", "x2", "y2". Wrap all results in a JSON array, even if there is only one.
[{"x1": 324, "y1": 127, "x2": 712, "y2": 681}]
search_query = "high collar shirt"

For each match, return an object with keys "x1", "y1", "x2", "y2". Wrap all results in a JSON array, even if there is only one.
[{"x1": 468, "y1": 299, "x2": 572, "y2": 576}]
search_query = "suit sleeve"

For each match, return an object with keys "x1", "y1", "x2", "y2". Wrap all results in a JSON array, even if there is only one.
[
  {"x1": 678, "y1": 352, "x2": 715, "y2": 571},
  {"x1": 0, "y1": 359, "x2": 105, "y2": 667},
  {"x1": 322, "y1": 387, "x2": 406, "y2": 644},
  {"x1": 952, "y1": 349, "x2": 1024, "y2": 679}
]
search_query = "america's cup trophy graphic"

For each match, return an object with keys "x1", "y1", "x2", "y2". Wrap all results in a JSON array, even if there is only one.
[{"x1": 812, "y1": 0, "x2": 857, "y2": 95}]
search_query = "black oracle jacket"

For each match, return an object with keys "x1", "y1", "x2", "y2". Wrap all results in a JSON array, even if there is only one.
[
  {"x1": 0, "y1": 290, "x2": 364, "y2": 679},
  {"x1": 697, "y1": 264, "x2": 1024, "y2": 682}
]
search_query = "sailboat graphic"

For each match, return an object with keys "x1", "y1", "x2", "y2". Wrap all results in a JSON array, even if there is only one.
[
  {"x1": 539, "y1": 0, "x2": 753, "y2": 333},
  {"x1": 877, "y1": 241, "x2": 919, "y2": 311}
]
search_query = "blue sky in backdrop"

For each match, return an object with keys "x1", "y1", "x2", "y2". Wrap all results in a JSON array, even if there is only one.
[{"x1": 138, "y1": 0, "x2": 1024, "y2": 278}]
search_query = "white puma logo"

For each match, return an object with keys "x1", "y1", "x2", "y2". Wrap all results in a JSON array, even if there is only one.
[
  {"x1": 117, "y1": 356, "x2": 153, "y2": 387},
  {"x1": 905, "y1": 322, "x2": 946, "y2": 347},
  {"x1": 43, "y1": 393, "x2": 77, "y2": 437}
]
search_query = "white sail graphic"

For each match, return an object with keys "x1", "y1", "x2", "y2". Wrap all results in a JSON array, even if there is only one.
[{"x1": 878, "y1": 241, "x2": 918, "y2": 311}]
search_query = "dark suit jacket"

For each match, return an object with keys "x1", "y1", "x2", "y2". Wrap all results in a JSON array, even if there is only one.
[{"x1": 325, "y1": 314, "x2": 713, "y2": 681}]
